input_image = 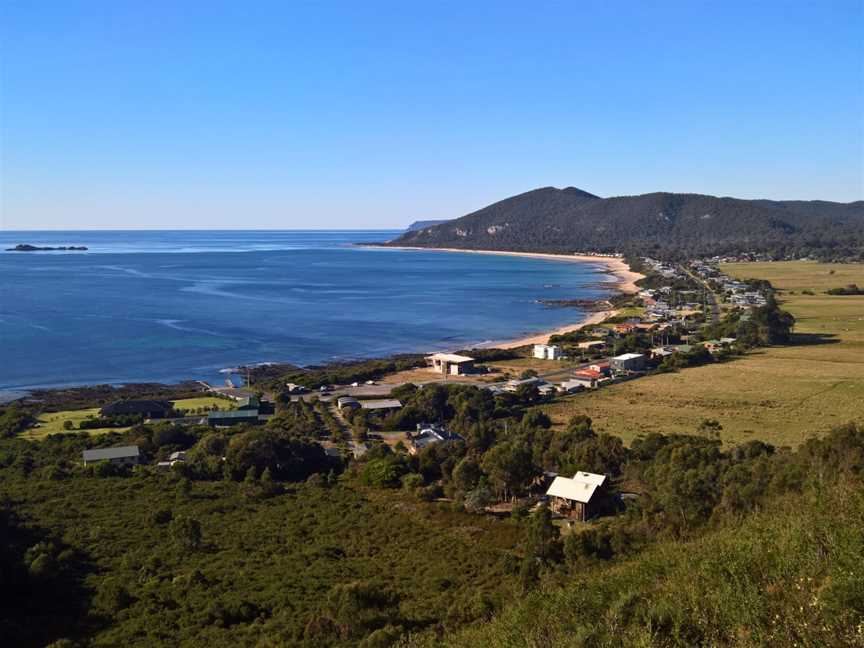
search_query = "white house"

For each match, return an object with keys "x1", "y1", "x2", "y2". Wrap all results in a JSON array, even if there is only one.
[
  {"x1": 533, "y1": 344, "x2": 563, "y2": 360},
  {"x1": 611, "y1": 353, "x2": 646, "y2": 372},
  {"x1": 427, "y1": 353, "x2": 476, "y2": 376},
  {"x1": 545, "y1": 471, "x2": 607, "y2": 521}
]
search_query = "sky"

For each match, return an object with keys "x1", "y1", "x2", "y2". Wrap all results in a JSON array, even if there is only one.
[{"x1": 1, "y1": 0, "x2": 862, "y2": 230}]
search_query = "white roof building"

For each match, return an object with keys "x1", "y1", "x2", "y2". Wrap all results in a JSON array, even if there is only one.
[{"x1": 546, "y1": 471, "x2": 606, "y2": 504}]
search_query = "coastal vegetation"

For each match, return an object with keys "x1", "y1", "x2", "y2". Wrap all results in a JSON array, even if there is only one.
[{"x1": 2, "y1": 386, "x2": 862, "y2": 646}]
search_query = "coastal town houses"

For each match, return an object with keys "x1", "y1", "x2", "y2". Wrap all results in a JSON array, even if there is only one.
[
  {"x1": 427, "y1": 352, "x2": 476, "y2": 376},
  {"x1": 82, "y1": 445, "x2": 141, "y2": 467},
  {"x1": 546, "y1": 471, "x2": 608, "y2": 521}
]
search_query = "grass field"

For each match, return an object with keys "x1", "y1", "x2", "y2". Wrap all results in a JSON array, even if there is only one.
[
  {"x1": 22, "y1": 396, "x2": 234, "y2": 440},
  {"x1": 22, "y1": 408, "x2": 131, "y2": 440},
  {"x1": 171, "y1": 396, "x2": 235, "y2": 411},
  {"x1": 536, "y1": 261, "x2": 864, "y2": 448}
]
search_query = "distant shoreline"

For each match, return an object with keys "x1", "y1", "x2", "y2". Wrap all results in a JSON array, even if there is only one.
[{"x1": 368, "y1": 245, "x2": 644, "y2": 348}]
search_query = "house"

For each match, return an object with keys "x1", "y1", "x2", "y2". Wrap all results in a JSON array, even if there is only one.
[
  {"x1": 565, "y1": 369, "x2": 604, "y2": 389},
  {"x1": 408, "y1": 424, "x2": 464, "y2": 454},
  {"x1": 546, "y1": 471, "x2": 607, "y2": 521},
  {"x1": 559, "y1": 379, "x2": 587, "y2": 393},
  {"x1": 207, "y1": 409, "x2": 266, "y2": 427},
  {"x1": 614, "y1": 323, "x2": 637, "y2": 335},
  {"x1": 427, "y1": 353, "x2": 476, "y2": 376},
  {"x1": 538, "y1": 384, "x2": 558, "y2": 397},
  {"x1": 359, "y1": 399, "x2": 402, "y2": 411},
  {"x1": 156, "y1": 450, "x2": 187, "y2": 470},
  {"x1": 336, "y1": 396, "x2": 360, "y2": 410},
  {"x1": 577, "y1": 340, "x2": 606, "y2": 351},
  {"x1": 504, "y1": 376, "x2": 547, "y2": 392},
  {"x1": 533, "y1": 344, "x2": 563, "y2": 360},
  {"x1": 100, "y1": 399, "x2": 173, "y2": 419},
  {"x1": 651, "y1": 347, "x2": 676, "y2": 359},
  {"x1": 589, "y1": 361, "x2": 611, "y2": 376},
  {"x1": 82, "y1": 445, "x2": 140, "y2": 467},
  {"x1": 702, "y1": 339, "x2": 730, "y2": 354},
  {"x1": 611, "y1": 353, "x2": 646, "y2": 372},
  {"x1": 285, "y1": 382, "x2": 309, "y2": 394}
]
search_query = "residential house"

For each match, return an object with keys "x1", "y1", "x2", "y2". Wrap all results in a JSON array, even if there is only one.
[
  {"x1": 589, "y1": 361, "x2": 611, "y2": 376},
  {"x1": 504, "y1": 376, "x2": 547, "y2": 392},
  {"x1": 533, "y1": 344, "x2": 563, "y2": 360},
  {"x1": 546, "y1": 471, "x2": 608, "y2": 521},
  {"x1": 359, "y1": 399, "x2": 402, "y2": 411},
  {"x1": 100, "y1": 400, "x2": 173, "y2": 419},
  {"x1": 577, "y1": 340, "x2": 606, "y2": 351},
  {"x1": 82, "y1": 445, "x2": 140, "y2": 467},
  {"x1": 207, "y1": 409, "x2": 267, "y2": 427},
  {"x1": 336, "y1": 396, "x2": 361, "y2": 410},
  {"x1": 427, "y1": 353, "x2": 476, "y2": 376},
  {"x1": 408, "y1": 424, "x2": 464, "y2": 454},
  {"x1": 611, "y1": 353, "x2": 646, "y2": 372}
]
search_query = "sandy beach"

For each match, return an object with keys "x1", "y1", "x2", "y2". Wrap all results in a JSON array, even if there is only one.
[{"x1": 378, "y1": 246, "x2": 645, "y2": 349}]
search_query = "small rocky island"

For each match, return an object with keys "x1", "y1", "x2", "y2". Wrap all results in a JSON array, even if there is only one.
[{"x1": 6, "y1": 244, "x2": 89, "y2": 252}]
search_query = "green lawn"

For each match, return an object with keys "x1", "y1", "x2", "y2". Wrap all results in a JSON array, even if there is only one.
[
  {"x1": 536, "y1": 261, "x2": 864, "y2": 448},
  {"x1": 171, "y1": 396, "x2": 236, "y2": 412},
  {"x1": 22, "y1": 408, "x2": 130, "y2": 440},
  {"x1": 22, "y1": 397, "x2": 234, "y2": 440}
]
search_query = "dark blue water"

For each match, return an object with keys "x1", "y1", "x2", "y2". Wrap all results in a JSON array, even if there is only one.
[{"x1": 0, "y1": 231, "x2": 614, "y2": 391}]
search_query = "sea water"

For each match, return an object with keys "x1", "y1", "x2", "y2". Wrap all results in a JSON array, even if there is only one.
[{"x1": 0, "y1": 230, "x2": 614, "y2": 392}]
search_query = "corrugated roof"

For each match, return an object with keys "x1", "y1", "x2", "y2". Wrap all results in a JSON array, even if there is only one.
[
  {"x1": 82, "y1": 445, "x2": 140, "y2": 461},
  {"x1": 360, "y1": 399, "x2": 402, "y2": 410},
  {"x1": 428, "y1": 353, "x2": 474, "y2": 363},
  {"x1": 546, "y1": 471, "x2": 606, "y2": 503},
  {"x1": 208, "y1": 409, "x2": 259, "y2": 419}
]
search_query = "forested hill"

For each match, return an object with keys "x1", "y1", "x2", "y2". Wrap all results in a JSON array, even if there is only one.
[{"x1": 386, "y1": 186, "x2": 864, "y2": 260}]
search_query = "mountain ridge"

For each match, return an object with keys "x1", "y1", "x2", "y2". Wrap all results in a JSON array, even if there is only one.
[{"x1": 388, "y1": 187, "x2": 864, "y2": 259}]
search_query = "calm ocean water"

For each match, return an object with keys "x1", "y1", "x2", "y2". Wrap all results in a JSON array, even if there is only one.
[{"x1": 0, "y1": 230, "x2": 614, "y2": 392}]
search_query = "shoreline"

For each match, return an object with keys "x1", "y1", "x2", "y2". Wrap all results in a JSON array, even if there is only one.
[
  {"x1": 374, "y1": 245, "x2": 644, "y2": 349},
  {"x1": 6, "y1": 247, "x2": 644, "y2": 399}
]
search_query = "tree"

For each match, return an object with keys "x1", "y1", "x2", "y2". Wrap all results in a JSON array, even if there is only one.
[
  {"x1": 481, "y1": 442, "x2": 537, "y2": 501},
  {"x1": 170, "y1": 516, "x2": 203, "y2": 551},
  {"x1": 524, "y1": 505, "x2": 561, "y2": 565}
]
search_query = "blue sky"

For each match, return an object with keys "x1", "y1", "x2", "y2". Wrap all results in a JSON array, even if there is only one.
[{"x1": 1, "y1": 1, "x2": 862, "y2": 230}]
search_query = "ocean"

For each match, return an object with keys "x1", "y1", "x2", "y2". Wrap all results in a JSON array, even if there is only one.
[{"x1": 0, "y1": 230, "x2": 614, "y2": 393}]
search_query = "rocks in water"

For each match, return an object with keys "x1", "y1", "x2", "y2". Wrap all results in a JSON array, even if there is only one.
[{"x1": 6, "y1": 244, "x2": 88, "y2": 252}]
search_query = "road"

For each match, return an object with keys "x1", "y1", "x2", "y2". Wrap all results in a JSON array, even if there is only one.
[{"x1": 680, "y1": 264, "x2": 720, "y2": 323}]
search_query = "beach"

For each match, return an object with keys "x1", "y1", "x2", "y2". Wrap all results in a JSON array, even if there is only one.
[{"x1": 379, "y1": 246, "x2": 644, "y2": 349}]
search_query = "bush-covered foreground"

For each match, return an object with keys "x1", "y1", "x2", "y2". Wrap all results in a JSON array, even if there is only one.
[
  {"x1": 406, "y1": 482, "x2": 864, "y2": 647},
  {"x1": 0, "y1": 460, "x2": 521, "y2": 647}
]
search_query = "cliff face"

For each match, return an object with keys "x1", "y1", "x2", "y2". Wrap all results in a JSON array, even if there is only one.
[{"x1": 389, "y1": 187, "x2": 864, "y2": 259}]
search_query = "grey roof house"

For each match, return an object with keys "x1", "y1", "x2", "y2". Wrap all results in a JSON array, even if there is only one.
[{"x1": 82, "y1": 445, "x2": 141, "y2": 466}]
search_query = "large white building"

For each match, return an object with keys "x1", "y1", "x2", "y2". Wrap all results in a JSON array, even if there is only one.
[
  {"x1": 533, "y1": 344, "x2": 563, "y2": 360},
  {"x1": 427, "y1": 353, "x2": 476, "y2": 376}
]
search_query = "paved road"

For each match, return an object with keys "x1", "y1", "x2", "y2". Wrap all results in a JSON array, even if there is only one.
[{"x1": 680, "y1": 265, "x2": 720, "y2": 323}]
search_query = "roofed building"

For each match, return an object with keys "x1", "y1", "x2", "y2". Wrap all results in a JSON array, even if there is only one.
[
  {"x1": 427, "y1": 353, "x2": 476, "y2": 376},
  {"x1": 545, "y1": 471, "x2": 607, "y2": 521},
  {"x1": 611, "y1": 353, "x2": 646, "y2": 372},
  {"x1": 533, "y1": 344, "x2": 563, "y2": 360},
  {"x1": 359, "y1": 399, "x2": 402, "y2": 411},
  {"x1": 100, "y1": 400, "x2": 173, "y2": 419},
  {"x1": 82, "y1": 445, "x2": 141, "y2": 466}
]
